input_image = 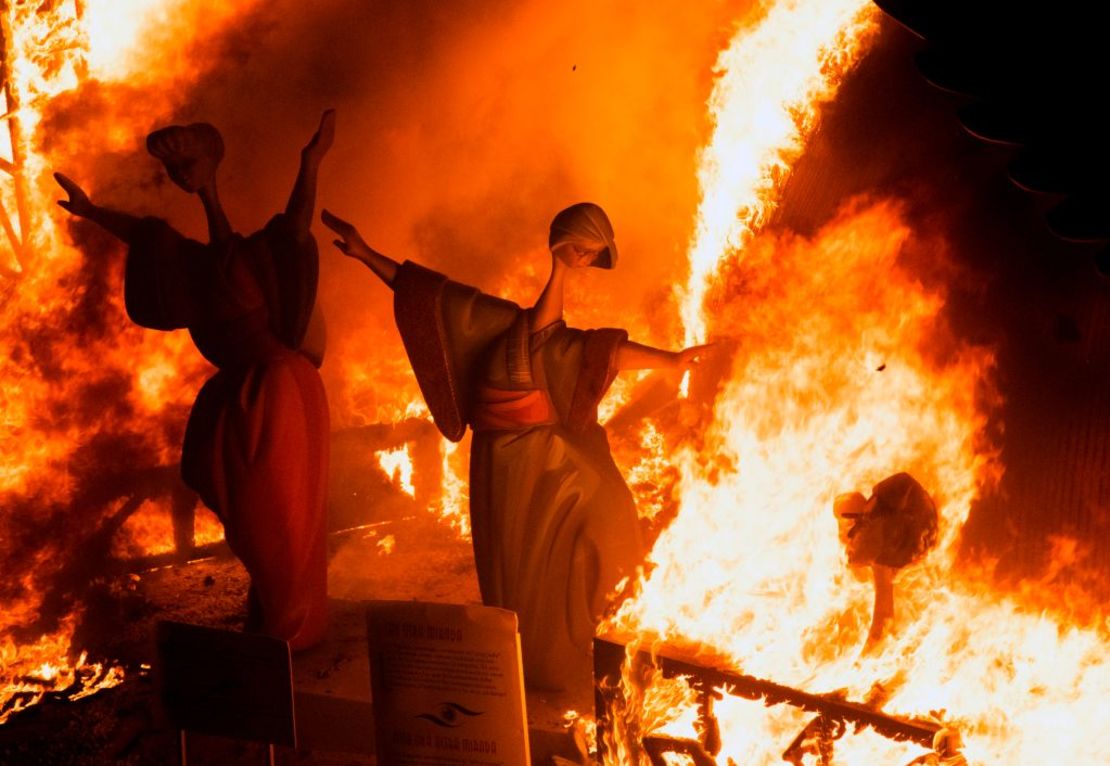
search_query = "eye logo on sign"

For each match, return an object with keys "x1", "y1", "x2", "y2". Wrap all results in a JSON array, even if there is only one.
[{"x1": 416, "y1": 702, "x2": 483, "y2": 728}]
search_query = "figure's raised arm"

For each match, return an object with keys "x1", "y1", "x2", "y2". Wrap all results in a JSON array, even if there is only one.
[
  {"x1": 616, "y1": 340, "x2": 715, "y2": 371},
  {"x1": 54, "y1": 172, "x2": 141, "y2": 242},
  {"x1": 285, "y1": 109, "x2": 335, "y2": 239},
  {"x1": 321, "y1": 209, "x2": 399, "y2": 286}
]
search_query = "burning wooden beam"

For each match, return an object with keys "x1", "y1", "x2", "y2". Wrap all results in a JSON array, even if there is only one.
[
  {"x1": 1, "y1": 0, "x2": 76, "y2": 273},
  {"x1": 593, "y1": 637, "x2": 941, "y2": 763}
]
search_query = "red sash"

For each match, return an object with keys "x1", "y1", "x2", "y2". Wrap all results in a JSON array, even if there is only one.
[{"x1": 470, "y1": 386, "x2": 556, "y2": 431}]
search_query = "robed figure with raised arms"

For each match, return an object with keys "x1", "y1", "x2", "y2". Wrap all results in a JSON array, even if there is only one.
[
  {"x1": 324, "y1": 203, "x2": 709, "y2": 688},
  {"x1": 55, "y1": 111, "x2": 336, "y2": 650}
]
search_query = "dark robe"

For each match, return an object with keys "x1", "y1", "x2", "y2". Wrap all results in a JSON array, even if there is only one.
[
  {"x1": 393, "y1": 260, "x2": 644, "y2": 690},
  {"x1": 125, "y1": 214, "x2": 329, "y2": 650}
]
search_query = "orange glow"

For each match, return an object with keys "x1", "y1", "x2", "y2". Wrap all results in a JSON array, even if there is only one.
[
  {"x1": 376, "y1": 444, "x2": 416, "y2": 498},
  {"x1": 2, "y1": 0, "x2": 1108, "y2": 754},
  {"x1": 113, "y1": 499, "x2": 176, "y2": 558},
  {"x1": 193, "y1": 505, "x2": 225, "y2": 548},
  {"x1": 0, "y1": 0, "x2": 255, "y2": 722},
  {"x1": 82, "y1": 0, "x2": 260, "y2": 82},
  {"x1": 679, "y1": 0, "x2": 877, "y2": 345},
  {"x1": 436, "y1": 436, "x2": 471, "y2": 539},
  {"x1": 0, "y1": 616, "x2": 124, "y2": 725},
  {"x1": 593, "y1": 0, "x2": 1110, "y2": 759}
]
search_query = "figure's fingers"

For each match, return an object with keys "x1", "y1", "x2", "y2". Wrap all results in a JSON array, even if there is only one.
[
  {"x1": 311, "y1": 109, "x2": 336, "y2": 150},
  {"x1": 685, "y1": 342, "x2": 718, "y2": 360},
  {"x1": 331, "y1": 238, "x2": 350, "y2": 254},
  {"x1": 680, "y1": 344, "x2": 715, "y2": 366},
  {"x1": 321, "y1": 209, "x2": 348, "y2": 233},
  {"x1": 54, "y1": 171, "x2": 78, "y2": 193}
]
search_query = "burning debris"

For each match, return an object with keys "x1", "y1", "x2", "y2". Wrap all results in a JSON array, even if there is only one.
[
  {"x1": 0, "y1": 0, "x2": 273, "y2": 724},
  {"x1": 833, "y1": 472, "x2": 938, "y2": 650},
  {"x1": 1, "y1": 0, "x2": 1109, "y2": 762},
  {"x1": 593, "y1": 637, "x2": 967, "y2": 766},
  {"x1": 0, "y1": 626, "x2": 126, "y2": 725}
]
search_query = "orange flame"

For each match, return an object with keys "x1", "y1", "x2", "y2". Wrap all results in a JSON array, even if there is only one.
[
  {"x1": 0, "y1": 615, "x2": 125, "y2": 725},
  {"x1": 376, "y1": 444, "x2": 416, "y2": 498},
  {"x1": 597, "y1": 0, "x2": 1110, "y2": 761},
  {"x1": 436, "y1": 436, "x2": 472, "y2": 538},
  {"x1": 607, "y1": 200, "x2": 1005, "y2": 761},
  {"x1": 0, "y1": 0, "x2": 264, "y2": 723},
  {"x1": 679, "y1": 0, "x2": 877, "y2": 346}
]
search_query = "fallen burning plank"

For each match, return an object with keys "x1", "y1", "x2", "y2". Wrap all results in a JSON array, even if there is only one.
[{"x1": 594, "y1": 637, "x2": 941, "y2": 763}]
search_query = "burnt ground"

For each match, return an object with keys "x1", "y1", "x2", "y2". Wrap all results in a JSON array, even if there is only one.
[{"x1": 0, "y1": 512, "x2": 589, "y2": 766}]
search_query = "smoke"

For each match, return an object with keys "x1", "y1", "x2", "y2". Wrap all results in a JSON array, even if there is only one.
[
  {"x1": 0, "y1": 0, "x2": 756, "y2": 643},
  {"x1": 42, "y1": 0, "x2": 754, "y2": 422},
  {"x1": 8, "y1": 0, "x2": 1105, "y2": 649}
]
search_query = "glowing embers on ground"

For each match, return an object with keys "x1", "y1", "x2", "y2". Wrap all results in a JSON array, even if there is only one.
[
  {"x1": 601, "y1": 201, "x2": 1110, "y2": 762},
  {"x1": 0, "y1": 615, "x2": 125, "y2": 725}
]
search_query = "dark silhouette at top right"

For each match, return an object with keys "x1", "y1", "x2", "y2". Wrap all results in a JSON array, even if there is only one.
[{"x1": 875, "y1": 0, "x2": 1110, "y2": 274}]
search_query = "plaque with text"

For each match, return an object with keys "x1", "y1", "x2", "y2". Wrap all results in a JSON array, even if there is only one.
[{"x1": 366, "y1": 601, "x2": 529, "y2": 766}]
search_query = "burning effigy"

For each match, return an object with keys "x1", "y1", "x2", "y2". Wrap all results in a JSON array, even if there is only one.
[{"x1": 2, "y1": 1, "x2": 1108, "y2": 764}]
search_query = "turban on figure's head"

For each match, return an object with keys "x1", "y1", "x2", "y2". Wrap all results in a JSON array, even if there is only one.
[
  {"x1": 548, "y1": 202, "x2": 618, "y2": 269},
  {"x1": 146, "y1": 122, "x2": 225, "y2": 165}
]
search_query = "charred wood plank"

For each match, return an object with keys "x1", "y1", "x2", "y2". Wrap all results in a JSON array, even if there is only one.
[{"x1": 594, "y1": 638, "x2": 940, "y2": 751}]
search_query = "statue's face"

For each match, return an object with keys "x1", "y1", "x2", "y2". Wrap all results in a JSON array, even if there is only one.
[
  {"x1": 833, "y1": 492, "x2": 867, "y2": 546},
  {"x1": 554, "y1": 241, "x2": 604, "y2": 269},
  {"x1": 163, "y1": 152, "x2": 217, "y2": 193}
]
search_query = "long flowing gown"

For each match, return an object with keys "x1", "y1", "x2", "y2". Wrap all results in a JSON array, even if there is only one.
[
  {"x1": 124, "y1": 213, "x2": 329, "y2": 650},
  {"x1": 392, "y1": 260, "x2": 644, "y2": 689}
]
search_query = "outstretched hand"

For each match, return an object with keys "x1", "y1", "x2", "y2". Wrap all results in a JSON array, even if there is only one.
[
  {"x1": 675, "y1": 342, "x2": 717, "y2": 368},
  {"x1": 321, "y1": 208, "x2": 399, "y2": 285},
  {"x1": 54, "y1": 172, "x2": 94, "y2": 218},
  {"x1": 321, "y1": 209, "x2": 371, "y2": 261},
  {"x1": 303, "y1": 109, "x2": 336, "y2": 166}
]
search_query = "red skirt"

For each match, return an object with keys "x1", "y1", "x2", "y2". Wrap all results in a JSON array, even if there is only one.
[{"x1": 182, "y1": 348, "x2": 329, "y2": 650}]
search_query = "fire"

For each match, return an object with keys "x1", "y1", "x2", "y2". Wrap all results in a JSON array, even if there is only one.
[
  {"x1": 436, "y1": 437, "x2": 471, "y2": 538},
  {"x1": 192, "y1": 504, "x2": 225, "y2": 548},
  {"x1": 376, "y1": 444, "x2": 416, "y2": 498},
  {"x1": 1, "y1": 0, "x2": 1106, "y2": 757},
  {"x1": 620, "y1": 419, "x2": 680, "y2": 527},
  {"x1": 596, "y1": 0, "x2": 1110, "y2": 762},
  {"x1": 1, "y1": 616, "x2": 124, "y2": 725},
  {"x1": 0, "y1": 0, "x2": 263, "y2": 724},
  {"x1": 606, "y1": 201, "x2": 1002, "y2": 760},
  {"x1": 678, "y1": 0, "x2": 877, "y2": 346},
  {"x1": 81, "y1": 0, "x2": 260, "y2": 83},
  {"x1": 113, "y1": 499, "x2": 178, "y2": 558}
]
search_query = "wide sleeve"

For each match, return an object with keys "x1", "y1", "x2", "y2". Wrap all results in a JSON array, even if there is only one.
[
  {"x1": 540, "y1": 326, "x2": 628, "y2": 432},
  {"x1": 123, "y1": 217, "x2": 208, "y2": 331},
  {"x1": 255, "y1": 213, "x2": 320, "y2": 354},
  {"x1": 392, "y1": 260, "x2": 519, "y2": 441},
  {"x1": 567, "y1": 328, "x2": 627, "y2": 431}
]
